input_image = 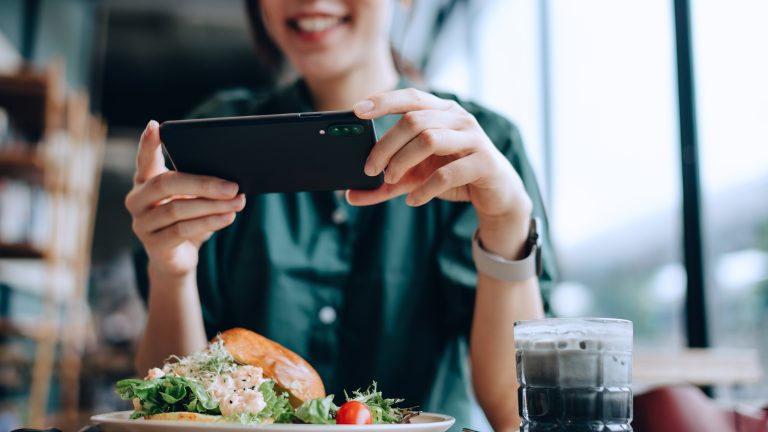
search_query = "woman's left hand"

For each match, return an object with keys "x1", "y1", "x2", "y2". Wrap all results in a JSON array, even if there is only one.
[{"x1": 348, "y1": 88, "x2": 532, "y2": 226}]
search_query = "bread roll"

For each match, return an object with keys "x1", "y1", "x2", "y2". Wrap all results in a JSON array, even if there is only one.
[
  {"x1": 145, "y1": 412, "x2": 222, "y2": 422},
  {"x1": 218, "y1": 327, "x2": 326, "y2": 407}
]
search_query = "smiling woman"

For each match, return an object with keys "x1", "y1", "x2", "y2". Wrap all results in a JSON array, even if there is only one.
[{"x1": 126, "y1": 1, "x2": 555, "y2": 431}]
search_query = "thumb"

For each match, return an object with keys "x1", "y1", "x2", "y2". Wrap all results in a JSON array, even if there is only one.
[
  {"x1": 135, "y1": 120, "x2": 167, "y2": 184},
  {"x1": 346, "y1": 182, "x2": 410, "y2": 206}
]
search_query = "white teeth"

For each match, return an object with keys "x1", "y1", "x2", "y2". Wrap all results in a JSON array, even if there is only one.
[{"x1": 295, "y1": 16, "x2": 342, "y2": 32}]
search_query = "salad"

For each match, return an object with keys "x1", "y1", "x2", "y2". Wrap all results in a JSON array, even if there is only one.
[{"x1": 115, "y1": 329, "x2": 418, "y2": 425}]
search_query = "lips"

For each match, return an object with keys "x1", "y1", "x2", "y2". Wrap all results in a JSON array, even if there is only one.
[{"x1": 287, "y1": 14, "x2": 350, "y2": 42}]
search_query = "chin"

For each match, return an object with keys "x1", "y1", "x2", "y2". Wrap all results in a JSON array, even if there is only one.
[{"x1": 292, "y1": 54, "x2": 359, "y2": 83}]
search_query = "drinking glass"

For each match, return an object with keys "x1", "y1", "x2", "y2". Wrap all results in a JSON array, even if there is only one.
[{"x1": 515, "y1": 318, "x2": 633, "y2": 431}]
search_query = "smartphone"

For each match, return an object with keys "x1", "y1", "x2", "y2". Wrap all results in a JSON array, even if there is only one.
[{"x1": 159, "y1": 110, "x2": 383, "y2": 194}]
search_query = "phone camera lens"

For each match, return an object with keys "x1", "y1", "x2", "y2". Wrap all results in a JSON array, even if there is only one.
[{"x1": 329, "y1": 124, "x2": 363, "y2": 136}]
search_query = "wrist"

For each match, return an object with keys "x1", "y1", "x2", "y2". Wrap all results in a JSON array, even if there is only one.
[
  {"x1": 148, "y1": 262, "x2": 197, "y2": 295},
  {"x1": 146, "y1": 251, "x2": 198, "y2": 278},
  {"x1": 476, "y1": 205, "x2": 532, "y2": 260}
]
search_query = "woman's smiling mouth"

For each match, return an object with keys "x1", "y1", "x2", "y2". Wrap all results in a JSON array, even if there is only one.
[{"x1": 287, "y1": 14, "x2": 350, "y2": 42}]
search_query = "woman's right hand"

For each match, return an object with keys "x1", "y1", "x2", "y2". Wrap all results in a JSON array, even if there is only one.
[{"x1": 125, "y1": 120, "x2": 246, "y2": 277}]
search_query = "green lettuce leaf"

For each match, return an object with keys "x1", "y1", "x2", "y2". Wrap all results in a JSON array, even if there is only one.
[
  {"x1": 256, "y1": 380, "x2": 294, "y2": 423},
  {"x1": 294, "y1": 395, "x2": 338, "y2": 424},
  {"x1": 116, "y1": 375, "x2": 220, "y2": 418}
]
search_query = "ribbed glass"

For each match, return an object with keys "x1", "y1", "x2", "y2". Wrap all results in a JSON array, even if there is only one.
[{"x1": 515, "y1": 318, "x2": 633, "y2": 431}]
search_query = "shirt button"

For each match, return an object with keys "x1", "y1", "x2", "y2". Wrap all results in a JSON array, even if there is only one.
[
  {"x1": 331, "y1": 208, "x2": 347, "y2": 224},
  {"x1": 318, "y1": 306, "x2": 337, "y2": 325}
]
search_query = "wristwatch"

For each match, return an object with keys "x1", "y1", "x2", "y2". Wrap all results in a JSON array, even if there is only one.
[{"x1": 472, "y1": 217, "x2": 542, "y2": 281}]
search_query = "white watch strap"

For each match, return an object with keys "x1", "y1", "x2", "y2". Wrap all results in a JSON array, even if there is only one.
[{"x1": 472, "y1": 229, "x2": 538, "y2": 281}]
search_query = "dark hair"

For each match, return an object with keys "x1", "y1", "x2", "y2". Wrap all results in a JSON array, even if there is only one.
[{"x1": 244, "y1": 0, "x2": 284, "y2": 70}]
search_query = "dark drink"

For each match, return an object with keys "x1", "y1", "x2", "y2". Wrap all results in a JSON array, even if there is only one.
[{"x1": 515, "y1": 318, "x2": 633, "y2": 431}]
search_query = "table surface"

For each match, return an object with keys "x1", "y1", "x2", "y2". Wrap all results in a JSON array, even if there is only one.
[{"x1": 633, "y1": 347, "x2": 763, "y2": 387}]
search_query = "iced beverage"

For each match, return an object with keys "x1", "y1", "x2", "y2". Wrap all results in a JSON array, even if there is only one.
[{"x1": 515, "y1": 318, "x2": 633, "y2": 431}]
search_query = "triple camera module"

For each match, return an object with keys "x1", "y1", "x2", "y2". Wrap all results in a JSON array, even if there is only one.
[{"x1": 327, "y1": 124, "x2": 364, "y2": 136}]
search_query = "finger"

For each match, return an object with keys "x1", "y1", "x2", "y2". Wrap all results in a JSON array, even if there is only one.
[
  {"x1": 129, "y1": 171, "x2": 239, "y2": 214},
  {"x1": 148, "y1": 212, "x2": 237, "y2": 248},
  {"x1": 135, "y1": 120, "x2": 167, "y2": 184},
  {"x1": 406, "y1": 154, "x2": 484, "y2": 206},
  {"x1": 345, "y1": 182, "x2": 413, "y2": 207},
  {"x1": 364, "y1": 109, "x2": 470, "y2": 176},
  {"x1": 385, "y1": 129, "x2": 476, "y2": 184},
  {"x1": 353, "y1": 88, "x2": 457, "y2": 119},
  {"x1": 137, "y1": 194, "x2": 245, "y2": 234}
]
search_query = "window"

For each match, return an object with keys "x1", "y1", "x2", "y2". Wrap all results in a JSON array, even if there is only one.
[
  {"x1": 693, "y1": 0, "x2": 768, "y2": 398},
  {"x1": 414, "y1": 1, "x2": 766, "y2": 395},
  {"x1": 547, "y1": 1, "x2": 684, "y2": 349}
]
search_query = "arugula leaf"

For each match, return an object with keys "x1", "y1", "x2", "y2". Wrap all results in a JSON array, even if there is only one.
[
  {"x1": 116, "y1": 375, "x2": 220, "y2": 418},
  {"x1": 346, "y1": 381, "x2": 419, "y2": 424},
  {"x1": 294, "y1": 395, "x2": 338, "y2": 424}
]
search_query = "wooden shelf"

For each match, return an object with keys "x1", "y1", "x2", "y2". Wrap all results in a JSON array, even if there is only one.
[
  {"x1": 0, "y1": 70, "x2": 51, "y2": 142},
  {"x1": 0, "y1": 243, "x2": 45, "y2": 259},
  {"x1": 0, "y1": 70, "x2": 48, "y2": 93},
  {"x1": 0, "y1": 65, "x2": 106, "y2": 428},
  {"x1": 0, "y1": 152, "x2": 44, "y2": 182},
  {"x1": 0, "y1": 317, "x2": 56, "y2": 340}
]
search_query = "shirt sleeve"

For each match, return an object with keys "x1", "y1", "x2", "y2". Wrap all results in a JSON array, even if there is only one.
[{"x1": 435, "y1": 99, "x2": 558, "y2": 331}]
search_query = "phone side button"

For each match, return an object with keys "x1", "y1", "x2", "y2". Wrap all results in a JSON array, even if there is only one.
[{"x1": 299, "y1": 112, "x2": 323, "y2": 118}]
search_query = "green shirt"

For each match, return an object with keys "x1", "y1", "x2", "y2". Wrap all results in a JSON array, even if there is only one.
[{"x1": 135, "y1": 79, "x2": 557, "y2": 429}]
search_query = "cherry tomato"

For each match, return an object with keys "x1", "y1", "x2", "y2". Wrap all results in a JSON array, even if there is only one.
[{"x1": 336, "y1": 401, "x2": 373, "y2": 425}]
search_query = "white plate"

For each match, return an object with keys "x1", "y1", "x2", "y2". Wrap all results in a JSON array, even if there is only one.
[{"x1": 90, "y1": 411, "x2": 455, "y2": 432}]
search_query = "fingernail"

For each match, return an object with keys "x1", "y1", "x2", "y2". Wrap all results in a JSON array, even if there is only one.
[
  {"x1": 221, "y1": 182, "x2": 238, "y2": 195},
  {"x1": 237, "y1": 194, "x2": 246, "y2": 208},
  {"x1": 384, "y1": 169, "x2": 394, "y2": 184},
  {"x1": 353, "y1": 99, "x2": 375, "y2": 115},
  {"x1": 144, "y1": 120, "x2": 158, "y2": 136},
  {"x1": 364, "y1": 161, "x2": 377, "y2": 177}
]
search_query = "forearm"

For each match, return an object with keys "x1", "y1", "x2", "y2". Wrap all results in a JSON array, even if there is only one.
[
  {"x1": 135, "y1": 265, "x2": 208, "y2": 374},
  {"x1": 470, "y1": 215, "x2": 545, "y2": 432}
]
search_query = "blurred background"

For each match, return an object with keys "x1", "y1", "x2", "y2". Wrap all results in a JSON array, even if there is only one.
[{"x1": 0, "y1": 0, "x2": 766, "y2": 430}]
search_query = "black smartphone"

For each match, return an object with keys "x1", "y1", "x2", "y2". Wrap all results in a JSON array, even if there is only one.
[{"x1": 159, "y1": 110, "x2": 383, "y2": 194}]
